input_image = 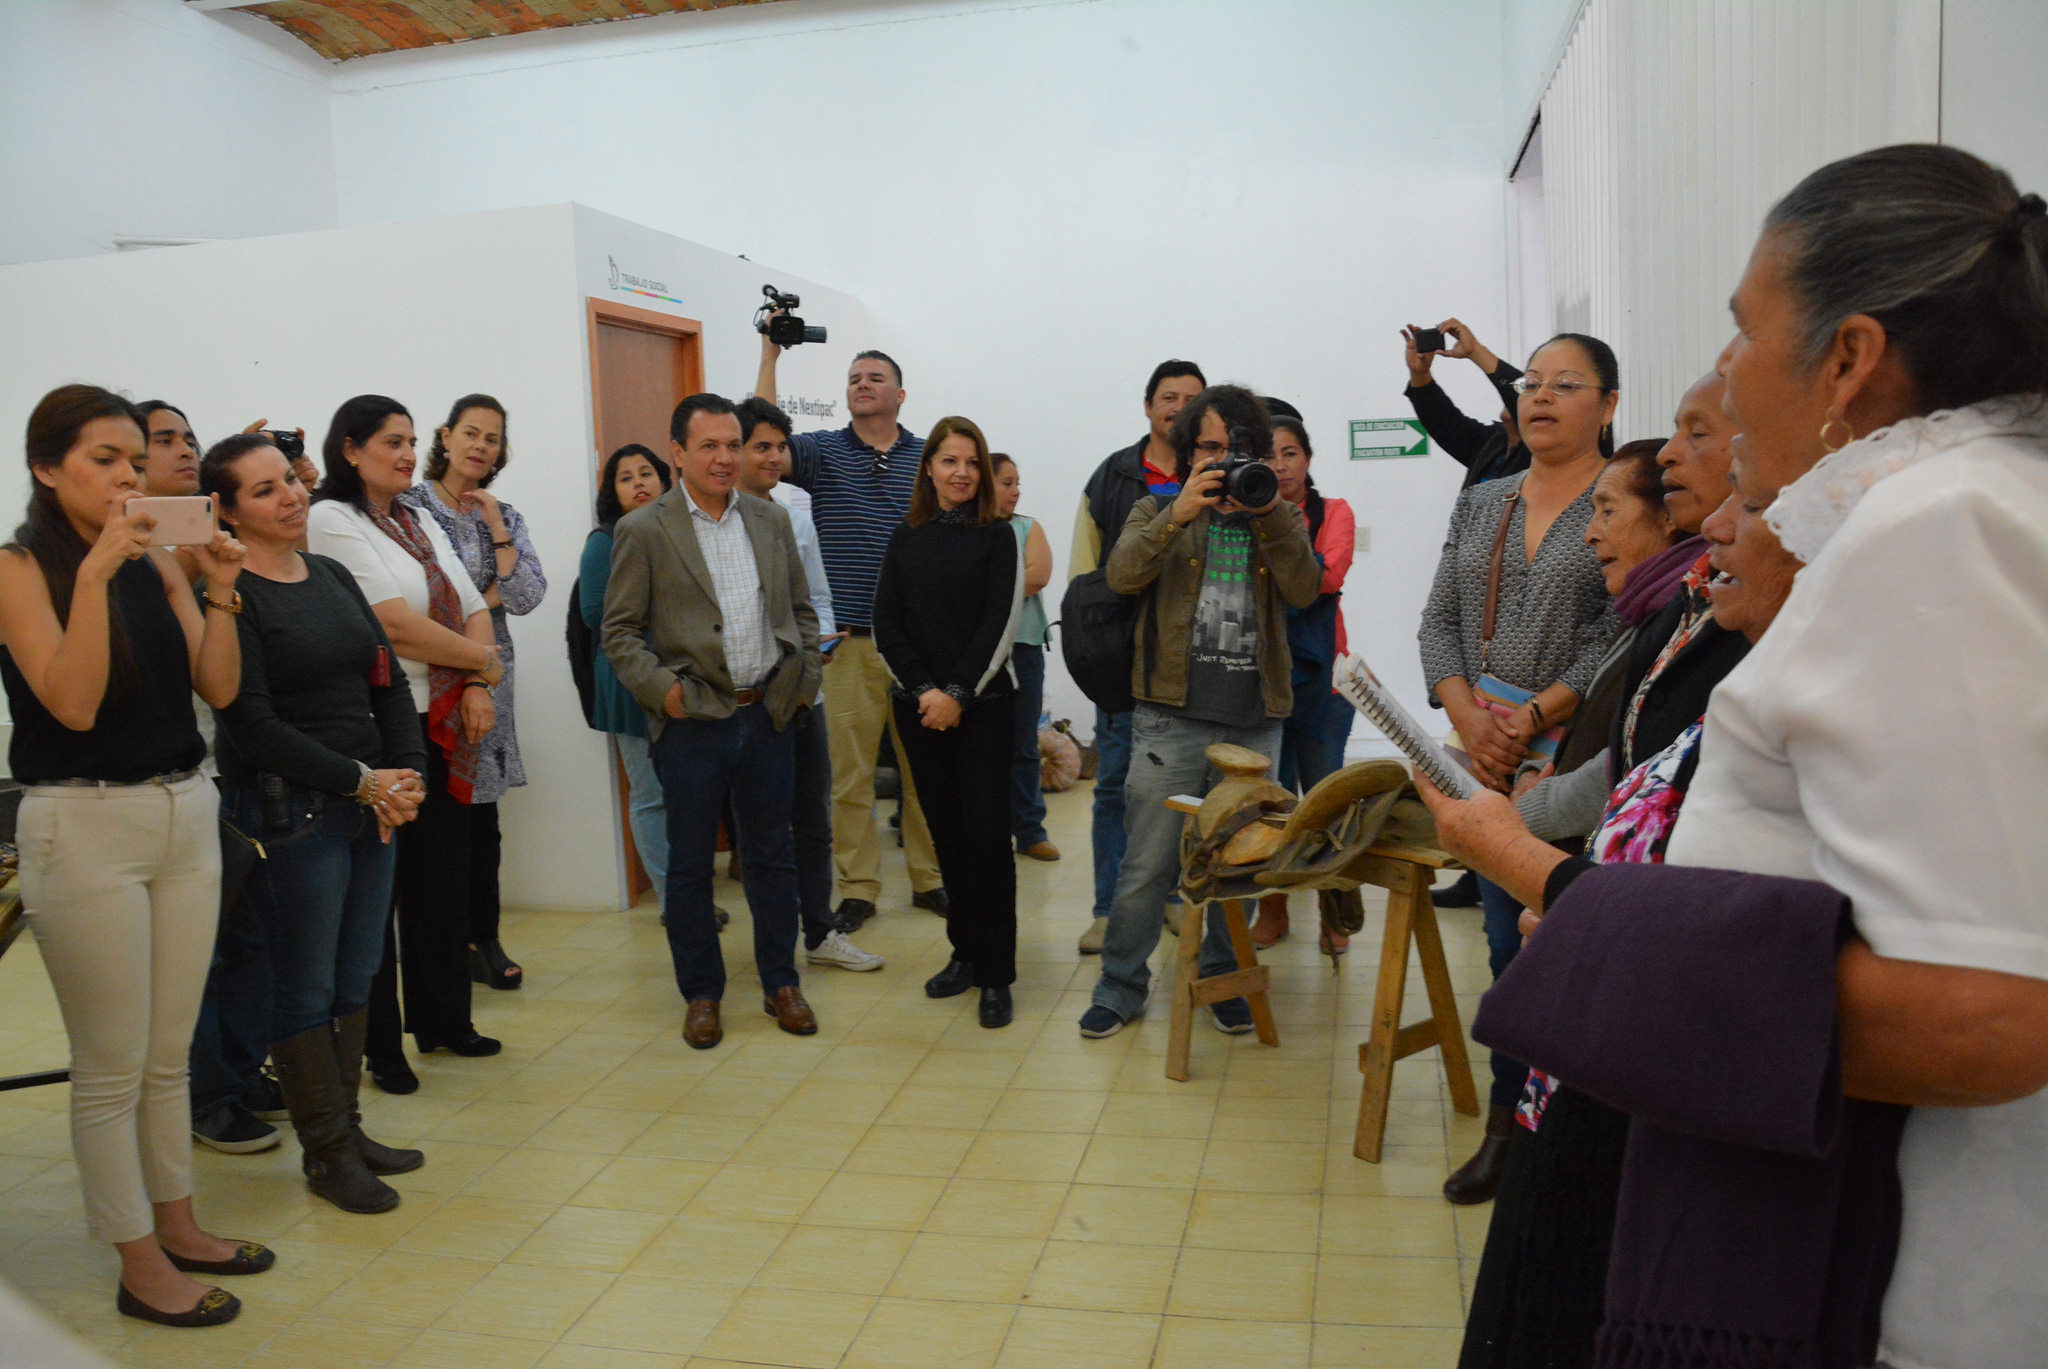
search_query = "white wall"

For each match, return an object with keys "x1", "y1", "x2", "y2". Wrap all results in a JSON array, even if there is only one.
[
  {"x1": 0, "y1": 205, "x2": 863, "y2": 911},
  {"x1": 1499, "y1": 0, "x2": 1583, "y2": 162},
  {"x1": 323, "y1": 0, "x2": 1515, "y2": 733},
  {"x1": 0, "y1": 0, "x2": 336, "y2": 265},
  {"x1": 1942, "y1": 0, "x2": 2048, "y2": 198}
]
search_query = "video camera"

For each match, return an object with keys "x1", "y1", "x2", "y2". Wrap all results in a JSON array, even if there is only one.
[
  {"x1": 1219, "y1": 425, "x2": 1279, "y2": 508},
  {"x1": 755, "y1": 284, "x2": 827, "y2": 348}
]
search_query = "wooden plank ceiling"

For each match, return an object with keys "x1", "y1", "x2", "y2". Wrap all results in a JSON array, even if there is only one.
[{"x1": 193, "y1": 0, "x2": 800, "y2": 62}]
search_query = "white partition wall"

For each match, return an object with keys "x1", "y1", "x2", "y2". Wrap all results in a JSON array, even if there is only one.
[
  {"x1": 1532, "y1": 0, "x2": 1942, "y2": 439},
  {"x1": 0, "y1": 205, "x2": 867, "y2": 912}
]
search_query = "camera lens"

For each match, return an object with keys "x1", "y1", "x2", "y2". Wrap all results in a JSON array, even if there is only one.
[{"x1": 1228, "y1": 461, "x2": 1279, "y2": 508}]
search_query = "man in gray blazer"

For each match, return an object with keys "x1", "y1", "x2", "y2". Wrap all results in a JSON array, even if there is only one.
[{"x1": 603, "y1": 392, "x2": 825, "y2": 1050}]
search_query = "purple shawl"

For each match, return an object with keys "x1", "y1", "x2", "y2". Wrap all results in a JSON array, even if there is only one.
[
  {"x1": 1614, "y1": 535, "x2": 1707, "y2": 626},
  {"x1": 1473, "y1": 862, "x2": 1909, "y2": 1369}
]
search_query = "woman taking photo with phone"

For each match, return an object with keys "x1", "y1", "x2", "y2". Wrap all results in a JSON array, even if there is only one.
[
  {"x1": 203, "y1": 433, "x2": 431, "y2": 1216},
  {"x1": 0, "y1": 384, "x2": 260, "y2": 1328},
  {"x1": 308, "y1": 395, "x2": 503, "y2": 1094},
  {"x1": 872, "y1": 417, "x2": 1024, "y2": 1028}
]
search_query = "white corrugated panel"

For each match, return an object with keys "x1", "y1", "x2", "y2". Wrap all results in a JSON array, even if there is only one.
[{"x1": 1535, "y1": 0, "x2": 1941, "y2": 441}]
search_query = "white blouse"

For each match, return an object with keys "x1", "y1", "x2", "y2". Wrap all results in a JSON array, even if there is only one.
[
  {"x1": 306, "y1": 500, "x2": 488, "y2": 714},
  {"x1": 1667, "y1": 401, "x2": 2048, "y2": 1369}
]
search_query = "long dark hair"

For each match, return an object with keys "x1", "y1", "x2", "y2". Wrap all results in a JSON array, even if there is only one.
[
  {"x1": 1270, "y1": 414, "x2": 1324, "y2": 536},
  {"x1": 595, "y1": 443, "x2": 671, "y2": 529},
  {"x1": 313, "y1": 395, "x2": 411, "y2": 513},
  {"x1": 11, "y1": 384, "x2": 147, "y2": 680},
  {"x1": 909, "y1": 416, "x2": 999, "y2": 527},
  {"x1": 424, "y1": 393, "x2": 509, "y2": 487}
]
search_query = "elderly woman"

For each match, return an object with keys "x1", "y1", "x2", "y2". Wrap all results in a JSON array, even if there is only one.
[
  {"x1": 1418, "y1": 331, "x2": 1623, "y2": 1202},
  {"x1": 1425, "y1": 144, "x2": 2048, "y2": 1369}
]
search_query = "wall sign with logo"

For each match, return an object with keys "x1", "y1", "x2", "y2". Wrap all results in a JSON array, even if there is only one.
[
  {"x1": 1350, "y1": 419, "x2": 1429, "y2": 460},
  {"x1": 607, "y1": 255, "x2": 685, "y2": 307}
]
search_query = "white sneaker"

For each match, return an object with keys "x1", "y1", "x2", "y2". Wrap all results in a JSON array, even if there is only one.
[{"x1": 807, "y1": 930, "x2": 885, "y2": 972}]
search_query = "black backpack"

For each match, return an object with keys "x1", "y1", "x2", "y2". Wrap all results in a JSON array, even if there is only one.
[{"x1": 565, "y1": 575, "x2": 598, "y2": 728}]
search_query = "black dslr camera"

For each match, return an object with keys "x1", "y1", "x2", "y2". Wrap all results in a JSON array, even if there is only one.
[
  {"x1": 264, "y1": 429, "x2": 305, "y2": 462},
  {"x1": 1218, "y1": 425, "x2": 1279, "y2": 508},
  {"x1": 755, "y1": 284, "x2": 827, "y2": 348}
]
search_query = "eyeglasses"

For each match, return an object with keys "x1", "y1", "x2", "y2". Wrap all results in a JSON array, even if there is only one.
[
  {"x1": 1192, "y1": 440, "x2": 1232, "y2": 459},
  {"x1": 1511, "y1": 376, "x2": 1600, "y2": 398}
]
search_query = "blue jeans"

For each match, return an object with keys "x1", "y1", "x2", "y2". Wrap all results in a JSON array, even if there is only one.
[
  {"x1": 1092, "y1": 707, "x2": 1283, "y2": 1021},
  {"x1": 764, "y1": 705, "x2": 834, "y2": 951},
  {"x1": 1090, "y1": 707, "x2": 1133, "y2": 921},
  {"x1": 614, "y1": 732, "x2": 668, "y2": 893},
  {"x1": 1278, "y1": 674, "x2": 1343, "y2": 794},
  {"x1": 188, "y1": 852, "x2": 271, "y2": 1113},
  {"x1": 1010, "y1": 643, "x2": 1050, "y2": 849},
  {"x1": 652, "y1": 706, "x2": 800, "y2": 1003},
  {"x1": 222, "y1": 785, "x2": 397, "y2": 1045},
  {"x1": 1477, "y1": 875, "x2": 1530, "y2": 1108}
]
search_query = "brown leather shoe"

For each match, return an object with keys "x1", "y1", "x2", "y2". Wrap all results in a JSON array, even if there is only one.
[
  {"x1": 1250, "y1": 893, "x2": 1290, "y2": 949},
  {"x1": 682, "y1": 999, "x2": 723, "y2": 1050},
  {"x1": 1020, "y1": 840, "x2": 1061, "y2": 861},
  {"x1": 763, "y1": 986, "x2": 818, "y2": 1036},
  {"x1": 1443, "y1": 1104, "x2": 1517, "y2": 1204}
]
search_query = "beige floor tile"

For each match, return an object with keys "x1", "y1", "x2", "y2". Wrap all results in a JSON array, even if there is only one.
[
  {"x1": 840, "y1": 1124, "x2": 979, "y2": 1178},
  {"x1": 242, "y1": 1312, "x2": 419, "y2": 1367},
  {"x1": 562, "y1": 1278, "x2": 740, "y2": 1356},
  {"x1": 311, "y1": 1250, "x2": 497, "y2": 1329},
  {"x1": 731, "y1": 1117, "x2": 870, "y2": 1170},
  {"x1": 425, "y1": 1100, "x2": 563, "y2": 1147},
  {"x1": 1074, "y1": 1132, "x2": 1208, "y2": 1188},
  {"x1": 1095, "y1": 1090, "x2": 1222, "y2": 1139},
  {"x1": 624, "y1": 1214, "x2": 790, "y2": 1284},
  {"x1": 684, "y1": 1163, "x2": 832, "y2": 1222},
  {"x1": 984, "y1": 1088, "x2": 1109, "y2": 1133},
  {"x1": 387, "y1": 1139, "x2": 510, "y2": 1194},
  {"x1": 506, "y1": 1203, "x2": 669, "y2": 1272},
  {"x1": 1197, "y1": 1138, "x2": 1327, "y2": 1193},
  {"x1": 696, "y1": 1287, "x2": 875, "y2": 1368},
  {"x1": 1319, "y1": 1194, "x2": 1460, "y2": 1259},
  {"x1": 538, "y1": 1344, "x2": 688, "y2": 1369},
  {"x1": 279, "y1": 1187, "x2": 450, "y2": 1250},
  {"x1": 1311, "y1": 1323, "x2": 1466, "y2": 1367},
  {"x1": 1008, "y1": 1045, "x2": 1132, "y2": 1093},
  {"x1": 1049, "y1": 1183, "x2": 1194, "y2": 1247},
  {"x1": 1153, "y1": 1314, "x2": 1314, "y2": 1368},
  {"x1": 876, "y1": 1085, "x2": 1004, "y2": 1129},
  {"x1": 623, "y1": 1112, "x2": 760, "y2": 1164},
  {"x1": 1167, "y1": 1246, "x2": 1316, "y2": 1321},
  {"x1": 815, "y1": 1043, "x2": 930, "y2": 1086},
  {"x1": 676, "y1": 1071, "x2": 799, "y2": 1120},
  {"x1": 463, "y1": 1146, "x2": 612, "y2": 1206},
  {"x1": 955, "y1": 1128, "x2": 1090, "y2": 1183},
  {"x1": 924, "y1": 1178, "x2": 1070, "y2": 1239},
  {"x1": 1321, "y1": 1144, "x2": 1453, "y2": 1198},
  {"x1": 1183, "y1": 1190, "x2": 1321, "y2": 1254},
  {"x1": 432, "y1": 1261, "x2": 616, "y2": 1341},
  {"x1": 1314, "y1": 1254, "x2": 1467, "y2": 1327},
  {"x1": 886, "y1": 1232, "x2": 1046, "y2": 1303},
  {"x1": 994, "y1": 1305, "x2": 1161, "y2": 1369},
  {"x1": 772, "y1": 1080, "x2": 901, "y2": 1127},
  {"x1": 841, "y1": 1296, "x2": 1016, "y2": 1369},
  {"x1": 389, "y1": 1329, "x2": 549, "y2": 1368},
  {"x1": 907, "y1": 1049, "x2": 1023, "y2": 1091},
  {"x1": 525, "y1": 1105, "x2": 662, "y2": 1155},
  {"x1": 802, "y1": 1170, "x2": 948, "y2": 1230},
  {"x1": 755, "y1": 1223, "x2": 916, "y2": 1296},
  {"x1": 569, "y1": 1155, "x2": 719, "y2": 1214},
  {"x1": 1022, "y1": 1240, "x2": 1177, "y2": 1314},
  {"x1": 391, "y1": 1194, "x2": 557, "y2": 1263}
]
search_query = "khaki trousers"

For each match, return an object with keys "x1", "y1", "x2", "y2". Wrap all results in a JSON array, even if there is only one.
[
  {"x1": 17, "y1": 773, "x2": 220, "y2": 1243},
  {"x1": 825, "y1": 635, "x2": 939, "y2": 901}
]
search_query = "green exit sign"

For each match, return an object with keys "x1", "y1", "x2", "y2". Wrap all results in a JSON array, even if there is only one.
[{"x1": 1350, "y1": 419, "x2": 1429, "y2": 460}]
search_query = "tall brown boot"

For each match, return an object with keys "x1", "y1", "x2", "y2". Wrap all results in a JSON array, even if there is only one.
[
  {"x1": 333, "y1": 1011, "x2": 424, "y2": 1176},
  {"x1": 271, "y1": 1023, "x2": 399, "y2": 1213},
  {"x1": 1442, "y1": 1104, "x2": 1517, "y2": 1205},
  {"x1": 1250, "y1": 892, "x2": 1290, "y2": 949}
]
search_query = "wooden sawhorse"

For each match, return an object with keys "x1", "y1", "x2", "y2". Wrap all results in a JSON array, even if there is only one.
[{"x1": 1160, "y1": 796, "x2": 1279, "y2": 1082}]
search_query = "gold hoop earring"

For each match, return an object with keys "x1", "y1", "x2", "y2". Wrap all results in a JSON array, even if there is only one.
[{"x1": 1819, "y1": 415, "x2": 1854, "y2": 453}]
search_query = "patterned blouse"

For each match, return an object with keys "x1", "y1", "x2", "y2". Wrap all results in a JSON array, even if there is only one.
[
  {"x1": 1418, "y1": 472, "x2": 1619, "y2": 702},
  {"x1": 398, "y1": 484, "x2": 547, "y2": 803}
]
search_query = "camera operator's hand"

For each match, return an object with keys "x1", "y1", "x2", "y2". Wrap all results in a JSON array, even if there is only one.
[
  {"x1": 1435, "y1": 319, "x2": 1500, "y2": 374},
  {"x1": 759, "y1": 309, "x2": 787, "y2": 360},
  {"x1": 1402, "y1": 328, "x2": 1435, "y2": 388},
  {"x1": 1169, "y1": 462, "x2": 1226, "y2": 526}
]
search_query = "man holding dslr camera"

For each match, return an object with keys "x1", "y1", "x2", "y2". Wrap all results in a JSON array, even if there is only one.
[{"x1": 1078, "y1": 385, "x2": 1321, "y2": 1039}]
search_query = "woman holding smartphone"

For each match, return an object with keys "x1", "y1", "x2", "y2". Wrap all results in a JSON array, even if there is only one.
[{"x1": 0, "y1": 385, "x2": 261, "y2": 1328}]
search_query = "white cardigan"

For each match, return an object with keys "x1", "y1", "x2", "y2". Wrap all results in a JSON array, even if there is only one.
[{"x1": 1667, "y1": 399, "x2": 2048, "y2": 1369}]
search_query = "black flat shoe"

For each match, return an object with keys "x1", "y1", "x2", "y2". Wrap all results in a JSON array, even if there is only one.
[
  {"x1": 164, "y1": 1241, "x2": 274, "y2": 1276},
  {"x1": 911, "y1": 887, "x2": 951, "y2": 916},
  {"x1": 367, "y1": 1053, "x2": 418, "y2": 1095},
  {"x1": 924, "y1": 957, "x2": 975, "y2": 999},
  {"x1": 978, "y1": 986, "x2": 1013, "y2": 1029},
  {"x1": 832, "y1": 898, "x2": 877, "y2": 932},
  {"x1": 468, "y1": 940, "x2": 523, "y2": 991},
  {"x1": 418, "y1": 1029, "x2": 501, "y2": 1058},
  {"x1": 116, "y1": 1283, "x2": 240, "y2": 1328}
]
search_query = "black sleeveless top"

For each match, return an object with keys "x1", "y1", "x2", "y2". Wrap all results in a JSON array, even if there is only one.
[{"x1": 1, "y1": 555, "x2": 205, "y2": 783}]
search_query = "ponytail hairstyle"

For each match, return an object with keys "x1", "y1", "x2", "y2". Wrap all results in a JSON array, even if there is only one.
[{"x1": 1763, "y1": 143, "x2": 2048, "y2": 413}]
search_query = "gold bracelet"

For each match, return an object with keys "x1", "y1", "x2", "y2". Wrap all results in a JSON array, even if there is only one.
[{"x1": 203, "y1": 590, "x2": 243, "y2": 615}]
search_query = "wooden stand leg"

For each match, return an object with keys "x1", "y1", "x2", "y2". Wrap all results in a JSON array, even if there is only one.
[
  {"x1": 1353, "y1": 863, "x2": 1480, "y2": 1161},
  {"x1": 1221, "y1": 900, "x2": 1280, "y2": 1047},
  {"x1": 1165, "y1": 898, "x2": 1279, "y2": 1082},
  {"x1": 1164, "y1": 899, "x2": 1204, "y2": 1083}
]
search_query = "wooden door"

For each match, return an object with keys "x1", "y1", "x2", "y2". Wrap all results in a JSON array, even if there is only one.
[{"x1": 587, "y1": 299, "x2": 703, "y2": 904}]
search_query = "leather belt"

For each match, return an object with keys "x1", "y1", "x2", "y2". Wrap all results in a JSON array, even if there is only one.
[
  {"x1": 30, "y1": 767, "x2": 203, "y2": 791},
  {"x1": 733, "y1": 688, "x2": 764, "y2": 707}
]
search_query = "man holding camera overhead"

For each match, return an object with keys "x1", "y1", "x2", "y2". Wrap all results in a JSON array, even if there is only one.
[
  {"x1": 1077, "y1": 384, "x2": 1321, "y2": 1040},
  {"x1": 755, "y1": 320, "x2": 947, "y2": 932}
]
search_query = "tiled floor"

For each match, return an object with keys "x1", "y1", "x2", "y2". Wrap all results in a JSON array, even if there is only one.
[{"x1": 0, "y1": 781, "x2": 1497, "y2": 1368}]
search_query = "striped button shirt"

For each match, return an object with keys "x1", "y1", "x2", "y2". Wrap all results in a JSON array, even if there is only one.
[
  {"x1": 688, "y1": 495, "x2": 777, "y2": 690},
  {"x1": 787, "y1": 423, "x2": 924, "y2": 629}
]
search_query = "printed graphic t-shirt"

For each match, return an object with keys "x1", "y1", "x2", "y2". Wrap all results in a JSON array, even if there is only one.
[{"x1": 1178, "y1": 515, "x2": 1262, "y2": 726}]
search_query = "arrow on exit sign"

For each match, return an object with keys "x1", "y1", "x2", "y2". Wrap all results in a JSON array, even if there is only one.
[{"x1": 1350, "y1": 419, "x2": 1429, "y2": 459}]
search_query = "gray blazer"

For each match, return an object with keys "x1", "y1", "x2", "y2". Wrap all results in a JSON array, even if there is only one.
[{"x1": 601, "y1": 486, "x2": 822, "y2": 738}]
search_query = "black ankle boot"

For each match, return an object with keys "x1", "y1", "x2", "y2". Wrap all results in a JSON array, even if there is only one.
[
  {"x1": 978, "y1": 986, "x2": 1013, "y2": 1028},
  {"x1": 924, "y1": 958, "x2": 975, "y2": 999},
  {"x1": 1443, "y1": 1104, "x2": 1517, "y2": 1205},
  {"x1": 272, "y1": 1024, "x2": 400, "y2": 1214}
]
